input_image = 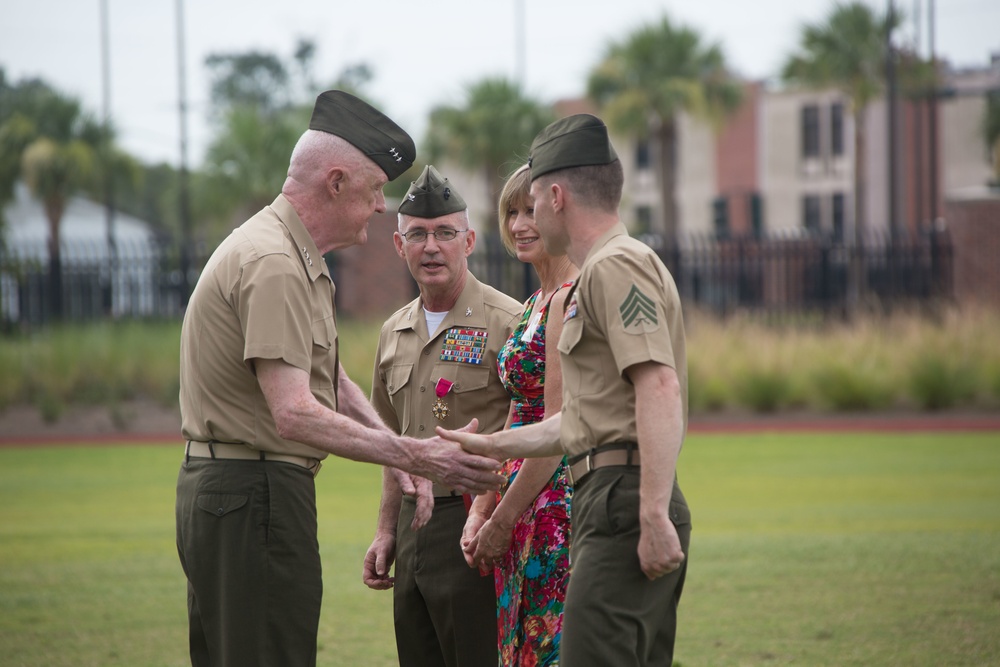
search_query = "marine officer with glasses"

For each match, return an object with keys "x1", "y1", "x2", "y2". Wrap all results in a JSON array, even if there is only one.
[{"x1": 363, "y1": 165, "x2": 522, "y2": 667}]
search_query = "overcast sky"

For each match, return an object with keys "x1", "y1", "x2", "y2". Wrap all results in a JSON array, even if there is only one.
[{"x1": 2, "y1": 0, "x2": 997, "y2": 167}]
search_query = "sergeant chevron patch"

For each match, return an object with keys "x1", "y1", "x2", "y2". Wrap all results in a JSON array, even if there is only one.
[{"x1": 619, "y1": 285, "x2": 659, "y2": 333}]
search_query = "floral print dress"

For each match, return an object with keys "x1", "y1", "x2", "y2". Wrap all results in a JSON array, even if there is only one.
[{"x1": 494, "y1": 285, "x2": 574, "y2": 666}]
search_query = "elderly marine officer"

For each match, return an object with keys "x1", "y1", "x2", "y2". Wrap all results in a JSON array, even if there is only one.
[
  {"x1": 176, "y1": 93, "x2": 504, "y2": 667},
  {"x1": 363, "y1": 165, "x2": 522, "y2": 667},
  {"x1": 439, "y1": 114, "x2": 692, "y2": 666}
]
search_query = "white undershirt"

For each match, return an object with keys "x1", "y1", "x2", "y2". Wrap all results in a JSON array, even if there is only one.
[{"x1": 424, "y1": 308, "x2": 448, "y2": 338}]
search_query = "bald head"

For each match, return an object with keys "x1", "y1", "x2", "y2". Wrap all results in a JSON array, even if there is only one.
[{"x1": 285, "y1": 129, "x2": 370, "y2": 190}]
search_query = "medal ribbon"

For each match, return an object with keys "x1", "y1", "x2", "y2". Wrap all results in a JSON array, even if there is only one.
[{"x1": 435, "y1": 378, "x2": 454, "y2": 398}]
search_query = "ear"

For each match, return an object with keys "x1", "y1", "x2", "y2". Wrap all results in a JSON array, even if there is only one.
[
  {"x1": 393, "y1": 231, "x2": 405, "y2": 259},
  {"x1": 463, "y1": 228, "x2": 476, "y2": 257},
  {"x1": 326, "y1": 167, "x2": 347, "y2": 197},
  {"x1": 550, "y1": 182, "x2": 566, "y2": 213}
]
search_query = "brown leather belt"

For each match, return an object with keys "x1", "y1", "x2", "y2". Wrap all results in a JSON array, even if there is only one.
[
  {"x1": 186, "y1": 441, "x2": 322, "y2": 477},
  {"x1": 568, "y1": 441, "x2": 641, "y2": 485}
]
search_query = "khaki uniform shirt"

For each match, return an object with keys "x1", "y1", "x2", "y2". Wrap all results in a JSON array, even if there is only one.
[
  {"x1": 179, "y1": 194, "x2": 335, "y2": 460},
  {"x1": 370, "y1": 273, "x2": 521, "y2": 441},
  {"x1": 557, "y1": 222, "x2": 688, "y2": 457}
]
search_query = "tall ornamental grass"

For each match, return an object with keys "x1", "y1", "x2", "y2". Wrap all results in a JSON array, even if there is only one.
[
  {"x1": 687, "y1": 307, "x2": 1000, "y2": 413},
  {"x1": 1, "y1": 307, "x2": 999, "y2": 422}
]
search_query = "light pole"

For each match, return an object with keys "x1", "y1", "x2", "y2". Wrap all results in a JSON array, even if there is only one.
[
  {"x1": 886, "y1": 0, "x2": 901, "y2": 242},
  {"x1": 99, "y1": 0, "x2": 118, "y2": 315},
  {"x1": 176, "y1": 0, "x2": 192, "y2": 308}
]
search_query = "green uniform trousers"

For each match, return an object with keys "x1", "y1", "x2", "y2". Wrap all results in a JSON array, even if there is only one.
[
  {"x1": 562, "y1": 468, "x2": 692, "y2": 667},
  {"x1": 393, "y1": 494, "x2": 497, "y2": 667},
  {"x1": 176, "y1": 457, "x2": 322, "y2": 667}
]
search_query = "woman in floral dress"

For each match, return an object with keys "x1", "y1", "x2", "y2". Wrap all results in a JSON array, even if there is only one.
[{"x1": 462, "y1": 164, "x2": 576, "y2": 666}]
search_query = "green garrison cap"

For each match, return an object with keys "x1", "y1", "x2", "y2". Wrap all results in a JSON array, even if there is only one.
[
  {"x1": 309, "y1": 90, "x2": 415, "y2": 181},
  {"x1": 528, "y1": 114, "x2": 618, "y2": 181},
  {"x1": 398, "y1": 165, "x2": 467, "y2": 218}
]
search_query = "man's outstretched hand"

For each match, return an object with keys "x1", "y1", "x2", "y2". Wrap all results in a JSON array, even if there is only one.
[{"x1": 410, "y1": 419, "x2": 504, "y2": 495}]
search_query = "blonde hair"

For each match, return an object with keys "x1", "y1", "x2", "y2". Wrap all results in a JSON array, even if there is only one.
[{"x1": 496, "y1": 163, "x2": 532, "y2": 255}]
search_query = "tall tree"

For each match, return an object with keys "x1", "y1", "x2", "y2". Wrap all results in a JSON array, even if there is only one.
[
  {"x1": 984, "y1": 92, "x2": 1000, "y2": 185},
  {"x1": 424, "y1": 77, "x2": 553, "y2": 230},
  {"x1": 197, "y1": 41, "x2": 377, "y2": 240},
  {"x1": 782, "y1": 2, "x2": 900, "y2": 246},
  {"x1": 0, "y1": 76, "x2": 106, "y2": 318},
  {"x1": 200, "y1": 106, "x2": 307, "y2": 230},
  {"x1": 587, "y1": 15, "x2": 742, "y2": 247}
]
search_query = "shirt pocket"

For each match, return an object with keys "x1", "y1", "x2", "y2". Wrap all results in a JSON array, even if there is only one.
[
  {"x1": 441, "y1": 365, "x2": 496, "y2": 431},
  {"x1": 557, "y1": 316, "x2": 583, "y2": 355},
  {"x1": 387, "y1": 363, "x2": 414, "y2": 433},
  {"x1": 310, "y1": 316, "x2": 336, "y2": 389},
  {"x1": 556, "y1": 316, "x2": 586, "y2": 397}
]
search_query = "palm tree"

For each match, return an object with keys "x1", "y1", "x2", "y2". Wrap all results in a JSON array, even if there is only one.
[
  {"x1": 424, "y1": 77, "x2": 553, "y2": 231},
  {"x1": 587, "y1": 15, "x2": 742, "y2": 248},
  {"x1": 782, "y1": 2, "x2": 900, "y2": 315},
  {"x1": 200, "y1": 105, "x2": 306, "y2": 237},
  {"x1": 0, "y1": 81, "x2": 103, "y2": 319},
  {"x1": 782, "y1": 2, "x2": 899, "y2": 247}
]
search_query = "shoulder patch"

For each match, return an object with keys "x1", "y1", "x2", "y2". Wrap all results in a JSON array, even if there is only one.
[{"x1": 619, "y1": 284, "x2": 659, "y2": 333}]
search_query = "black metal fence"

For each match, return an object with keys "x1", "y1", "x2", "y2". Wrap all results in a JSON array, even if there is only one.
[
  {"x1": 0, "y1": 239, "x2": 190, "y2": 331},
  {"x1": 1, "y1": 228, "x2": 953, "y2": 332},
  {"x1": 471, "y1": 229, "x2": 954, "y2": 318}
]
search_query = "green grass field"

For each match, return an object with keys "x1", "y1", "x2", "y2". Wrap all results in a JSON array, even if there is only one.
[{"x1": 1, "y1": 432, "x2": 998, "y2": 667}]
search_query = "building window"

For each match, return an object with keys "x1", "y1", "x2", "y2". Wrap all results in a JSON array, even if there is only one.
[
  {"x1": 831, "y1": 102, "x2": 845, "y2": 157},
  {"x1": 635, "y1": 205, "x2": 652, "y2": 234},
  {"x1": 635, "y1": 140, "x2": 650, "y2": 170},
  {"x1": 802, "y1": 195, "x2": 822, "y2": 234},
  {"x1": 801, "y1": 105, "x2": 820, "y2": 159},
  {"x1": 831, "y1": 192, "x2": 845, "y2": 241}
]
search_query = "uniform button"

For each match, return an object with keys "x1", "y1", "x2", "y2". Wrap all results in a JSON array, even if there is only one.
[
  {"x1": 388, "y1": 384, "x2": 394, "y2": 391},
  {"x1": 420, "y1": 386, "x2": 425, "y2": 392},
  {"x1": 419, "y1": 425, "x2": 425, "y2": 432},
  {"x1": 453, "y1": 383, "x2": 460, "y2": 389},
  {"x1": 424, "y1": 350, "x2": 430, "y2": 355},
  {"x1": 217, "y1": 508, "x2": 224, "y2": 516}
]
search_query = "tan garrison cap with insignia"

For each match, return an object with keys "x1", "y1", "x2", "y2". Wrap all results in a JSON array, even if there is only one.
[
  {"x1": 528, "y1": 113, "x2": 618, "y2": 181},
  {"x1": 309, "y1": 90, "x2": 415, "y2": 181},
  {"x1": 398, "y1": 165, "x2": 467, "y2": 218}
]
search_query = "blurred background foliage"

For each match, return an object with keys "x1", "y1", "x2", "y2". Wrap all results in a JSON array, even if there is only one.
[{"x1": 1, "y1": 308, "x2": 998, "y2": 426}]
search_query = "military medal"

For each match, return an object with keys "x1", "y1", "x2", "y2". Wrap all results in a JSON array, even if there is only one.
[{"x1": 432, "y1": 378, "x2": 454, "y2": 420}]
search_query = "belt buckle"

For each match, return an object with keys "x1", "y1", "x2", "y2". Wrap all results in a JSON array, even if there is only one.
[{"x1": 570, "y1": 448, "x2": 596, "y2": 486}]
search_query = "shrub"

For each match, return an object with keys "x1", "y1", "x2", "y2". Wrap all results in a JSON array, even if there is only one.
[
  {"x1": 733, "y1": 367, "x2": 791, "y2": 413},
  {"x1": 907, "y1": 357, "x2": 977, "y2": 411},
  {"x1": 811, "y1": 364, "x2": 893, "y2": 411}
]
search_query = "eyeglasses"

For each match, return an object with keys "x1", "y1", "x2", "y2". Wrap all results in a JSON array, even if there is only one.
[{"x1": 400, "y1": 229, "x2": 468, "y2": 243}]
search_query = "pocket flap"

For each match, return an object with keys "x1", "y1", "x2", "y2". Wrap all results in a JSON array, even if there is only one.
[
  {"x1": 197, "y1": 493, "x2": 248, "y2": 517},
  {"x1": 451, "y1": 367, "x2": 489, "y2": 394},
  {"x1": 557, "y1": 317, "x2": 583, "y2": 354},
  {"x1": 312, "y1": 317, "x2": 334, "y2": 350},
  {"x1": 387, "y1": 364, "x2": 413, "y2": 396}
]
